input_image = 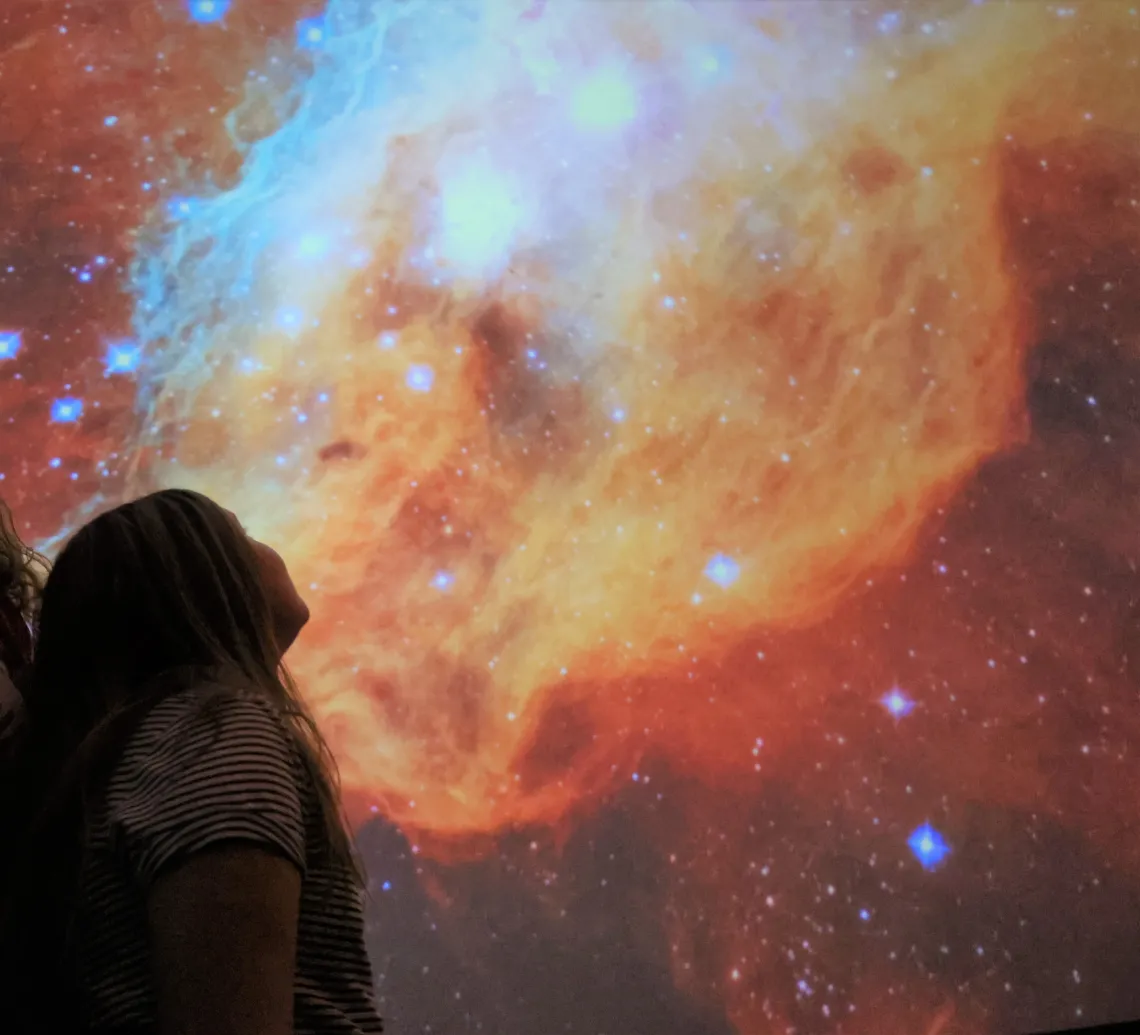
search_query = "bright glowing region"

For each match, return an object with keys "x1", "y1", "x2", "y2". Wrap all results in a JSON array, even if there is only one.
[
  {"x1": 50, "y1": 397, "x2": 84, "y2": 424},
  {"x1": 296, "y1": 233, "x2": 331, "y2": 261},
  {"x1": 571, "y1": 67, "x2": 638, "y2": 131},
  {"x1": 689, "y1": 44, "x2": 732, "y2": 81},
  {"x1": 432, "y1": 571, "x2": 455, "y2": 591},
  {"x1": 276, "y1": 307, "x2": 306, "y2": 334},
  {"x1": 438, "y1": 164, "x2": 523, "y2": 277},
  {"x1": 704, "y1": 554, "x2": 741, "y2": 589},
  {"x1": 187, "y1": 0, "x2": 230, "y2": 24},
  {"x1": 882, "y1": 687, "x2": 915, "y2": 718},
  {"x1": 406, "y1": 364, "x2": 435, "y2": 392},
  {"x1": 0, "y1": 331, "x2": 22, "y2": 360},
  {"x1": 104, "y1": 341, "x2": 142, "y2": 376},
  {"x1": 879, "y1": 10, "x2": 903, "y2": 34},
  {"x1": 908, "y1": 823, "x2": 950, "y2": 869},
  {"x1": 167, "y1": 196, "x2": 198, "y2": 220},
  {"x1": 297, "y1": 16, "x2": 327, "y2": 50}
]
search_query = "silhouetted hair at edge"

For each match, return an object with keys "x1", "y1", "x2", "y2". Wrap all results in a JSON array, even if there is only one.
[
  {"x1": 0, "y1": 496, "x2": 44, "y2": 683},
  {"x1": 0, "y1": 488, "x2": 360, "y2": 1031}
]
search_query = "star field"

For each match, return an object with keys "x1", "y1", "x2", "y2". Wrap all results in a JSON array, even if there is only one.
[{"x1": 1, "y1": 1, "x2": 1140, "y2": 1033}]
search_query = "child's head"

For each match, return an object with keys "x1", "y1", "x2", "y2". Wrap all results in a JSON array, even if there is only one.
[{"x1": 0, "y1": 500, "x2": 46, "y2": 679}]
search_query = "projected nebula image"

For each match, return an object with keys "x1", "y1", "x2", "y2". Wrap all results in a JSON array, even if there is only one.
[{"x1": 4, "y1": 0, "x2": 1140, "y2": 1031}]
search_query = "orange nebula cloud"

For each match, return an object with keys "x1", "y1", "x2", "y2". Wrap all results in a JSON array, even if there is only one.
[{"x1": 122, "y1": 0, "x2": 1137, "y2": 858}]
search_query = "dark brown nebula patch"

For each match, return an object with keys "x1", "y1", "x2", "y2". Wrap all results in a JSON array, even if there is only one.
[{"x1": 842, "y1": 142, "x2": 915, "y2": 197}]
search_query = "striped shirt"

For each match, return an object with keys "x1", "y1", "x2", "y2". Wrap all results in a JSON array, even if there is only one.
[{"x1": 76, "y1": 680, "x2": 384, "y2": 1034}]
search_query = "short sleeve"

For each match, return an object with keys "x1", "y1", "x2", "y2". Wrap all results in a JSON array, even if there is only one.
[{"x1": 109, "y1": 686, "x2": 307, "y2": 888}]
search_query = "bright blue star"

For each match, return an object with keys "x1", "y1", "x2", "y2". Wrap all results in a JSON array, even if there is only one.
[
  {"x1": 167, "y1": 196, "x2": 199, "y2": 220},
  {"x1": 381, "y1": 880, "x2": 392, "y2": 891},
  {"x1": 0, "y1": 331, "x2": 22, "y2": 360},
  {"x1": 378, "y1": 331, "x2": 398, "y2": 350},
  {"x1": 881, "y1": 688, "x2": 915, "y2": 718},
  {"x1": 432, "y1": 571, "x2": 455, "y2": 591},
  {"x1": 297, "y1": 16, "x2": 327, "y2": 50},
  {"x1": 188, "y1": 0, "x2": 230, "y2": 23},
  {"x1": 104, "y1": 115, "x2": 119, "y2": 127},
  {"x1": 663, "y1": 295, "x2": 676, "y2": 310},
  {"x1": 878, "y1": 10, "x2": 902, "y2": 33},
  {"x1": 104, "y1": 341, "x2": 142, "y2": 376},
  {"x1": 406, "y1": 364, "x2": 435, "y2": 393},
  {"x1": 704, "y1": 553, "x2": 740, "y2": 589},
  {"x1": 77, "y1": 270, "x2": 93, "y2": 283},
  {"x1": 51, "y1": 397, "x2": 84, "y2": 424},
  {"x1": 611, "y1": 407, "x2": 626, "y2": 423},
  {"x1": 908, "y1": 823, "x2": 950, "y2": 869},
  {"x1": 276, "y1": 307, "x2": 305, "y2": 334}
]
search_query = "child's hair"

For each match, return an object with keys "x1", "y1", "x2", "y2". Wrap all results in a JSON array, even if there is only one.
[
  {"x1": 0, "y1": 499, "x2": 47, "y2": 679},
  {"x1": 0, "y1": 490, "x2": 357, "y2": 1029}
]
